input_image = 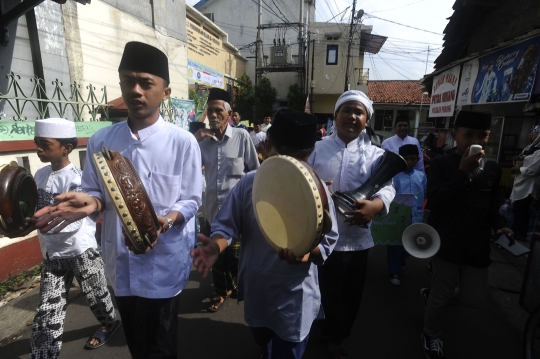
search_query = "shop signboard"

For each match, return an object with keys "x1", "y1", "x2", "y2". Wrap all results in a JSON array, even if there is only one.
[
  {"x1": 458, "y1": 35, "x2": 540, "y2": 105},
  {"x1": 429, "y1": 65, "x2": 460, "y2": 118},
  {"x1": 187, "y1": 59, "x2": 224, "y2": 89}
]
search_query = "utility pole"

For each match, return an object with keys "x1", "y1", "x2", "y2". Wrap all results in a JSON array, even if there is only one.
[
  {"x1": 298, "y1": 0, "x2": 304, "y2": 91},
  {"x1": 424, "y1": 45, "x2": 430, "y2": 75},
  {"x1": 310, "y1": 39, "x2": 315, "y2": 112},
  {"x1": 254, "y1": 0, "x2": 262, "y2": 122},
  {"x1": 343, "y1": 0, "x2": 357, "y2": 92},
  {"x1": 256, "y1": 0, "x2": 262, "y2": 87}
]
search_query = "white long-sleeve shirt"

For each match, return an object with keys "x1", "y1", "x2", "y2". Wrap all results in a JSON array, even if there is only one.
[
  {"x1": 83, "y1": 117, "x2": 202, "y2": 298},
  {"x1": 309, "y1": 132, "x2": 395, "y2": 251},
  {"x1": 511, "y1": 150, "x2": 540, "y2": 202}
]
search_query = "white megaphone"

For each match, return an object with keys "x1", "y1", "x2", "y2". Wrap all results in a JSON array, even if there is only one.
[{"x1": 402, "y1": 223, "x2": 440, "y2": 259}]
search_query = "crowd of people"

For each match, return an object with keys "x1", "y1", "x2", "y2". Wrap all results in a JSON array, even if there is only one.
[{"x1": 7, "y1": 41, "x2": 527, "y2": 359}]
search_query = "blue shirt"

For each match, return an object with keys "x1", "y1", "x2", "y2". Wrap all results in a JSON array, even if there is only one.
[
  {"x1": 393, "y1": 169, "x2": 426, "y2": 224},
  {"x1": 83, "y1": 117, "x2": 202, "y2": 298},
  {"x1": 211, "y1": 171, "x2": 339, "y2": 342}
]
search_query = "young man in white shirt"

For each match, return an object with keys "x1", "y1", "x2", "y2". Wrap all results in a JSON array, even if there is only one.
[
  {"x1": 261, "y1": 115, "x2": 272, "y2": 133},
  {"x1": 250, "y1": 122, "x2": 267, "y2": 147},
  {"x1": 308, "y1": 90, "x2": 395, "y2": 358},
  {"x1": 34, "y1": 42, "x2": 202, "y2": 359},
  {"x1": 381, "y1": 114, "x2": 425, "y2": 173}
]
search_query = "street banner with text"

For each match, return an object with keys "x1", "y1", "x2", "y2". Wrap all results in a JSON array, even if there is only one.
[{"x1": 429, "y1": 66, "x2": 460, "y2": 118}]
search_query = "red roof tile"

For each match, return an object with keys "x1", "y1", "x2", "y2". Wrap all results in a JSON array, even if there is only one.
[
  {"x1": 368, "y1": 80, "x2": 430, "y2": 105},
  {"x1": 108, "y1": 96, "x2": 128, "y2": 110}
]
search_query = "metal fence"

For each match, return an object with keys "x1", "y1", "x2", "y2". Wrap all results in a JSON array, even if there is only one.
[
  {"x1": 0, "y1": 72, "x2": 176, "y2": 123},
  {"x1": 0, "y1": 72, "x2": 109, "y2": 121}
]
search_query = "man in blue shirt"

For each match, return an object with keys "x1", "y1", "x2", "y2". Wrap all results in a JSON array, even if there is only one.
[
  {"x1": 231, "y1": 109, "x2": 248, "y2": 130},
  {"x1": 191, "y1": 109, "x2": 338, "y2": 359}
]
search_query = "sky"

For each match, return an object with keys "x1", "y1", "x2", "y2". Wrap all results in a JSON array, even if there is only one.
[{"x1": 186, "y1": 0, "x2": 456, "y2": 81}]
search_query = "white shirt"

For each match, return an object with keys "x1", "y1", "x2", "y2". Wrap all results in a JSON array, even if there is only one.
[
  {"x1": 308, "y1": 132, "x2": 396, "y2": 251},
  {"x1": 35, "y1": 163, "x2": 97, "y2": 259},
  {"x1": 511, "y1": 150, "x2": 540, "y2": 202},
  {"x1": 250, "y1": 130, "x2": 267, "y2": 146},
  {"x1": 83, "y1": 117, "x2": 202, "y2": 298},
  {"x1": 199, "y1": 125, "x2": 259, "y2": 222},
  {"x1": 261, "y1": 123, "x2": 272, "y2": 133},
  {"x1": 381, "y1": 134, "x2": 425, "y2": 173}
]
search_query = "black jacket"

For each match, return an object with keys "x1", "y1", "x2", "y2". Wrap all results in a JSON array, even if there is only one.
[{"x1": 426, "y1": 150, "x2": 506, "y2": 268}]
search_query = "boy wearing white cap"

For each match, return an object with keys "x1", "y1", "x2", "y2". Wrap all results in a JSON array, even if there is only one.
[
  {"x1": 28, "y1": 118, "x2": 120, "y2": 358},
  {"x1": 308, "y1": 90, "x2": 396, "y2": 358}
]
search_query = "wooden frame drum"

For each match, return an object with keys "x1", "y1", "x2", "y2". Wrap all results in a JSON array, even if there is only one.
[{"x1": 252, "y1": 155, "x2": 331, "y2": 256}]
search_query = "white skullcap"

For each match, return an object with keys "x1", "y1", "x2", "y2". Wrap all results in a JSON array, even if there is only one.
[
  {"x1": 35, "y1": 118, "x2": 77, "y2": 138},
  {"x1": 334, "y1": 90, "x2": 374, "y2": 119}
]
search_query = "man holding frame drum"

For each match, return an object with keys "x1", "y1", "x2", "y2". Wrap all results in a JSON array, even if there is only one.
[
  {"x1": 33, "y1": 42, "x2": 202, "y2": 359},
  {"x1": 191, "y1": 109, "x2": 338, "y2": 359}
]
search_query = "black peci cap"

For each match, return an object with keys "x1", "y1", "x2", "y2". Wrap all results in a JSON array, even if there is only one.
[
  {"x1": 267, "y1": 109, "x2": 317, "y2": 149},
  {"x1": 118, "y1": 41, "x2": 169, "y2": 83}
]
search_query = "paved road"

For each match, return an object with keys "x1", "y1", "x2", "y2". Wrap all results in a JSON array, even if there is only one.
[{"x1": 0, "y1": 246, "x2": 522, "y2": 359}]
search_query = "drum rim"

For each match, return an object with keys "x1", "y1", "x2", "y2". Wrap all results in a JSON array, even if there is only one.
[
  {"x1": 252, "y1": 155, "x2": 324, "y2": 256},
  {"x1": 93, "y1": 150, "x2": 158, "y2": 252}
]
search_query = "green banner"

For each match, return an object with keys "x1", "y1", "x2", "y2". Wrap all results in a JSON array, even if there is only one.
[
  {"x1": 0, "y1": 121, "x2": 113, "y2": 141},
  {"x1": 371, "y1": 194, "x2": 414, "y2": 245}
]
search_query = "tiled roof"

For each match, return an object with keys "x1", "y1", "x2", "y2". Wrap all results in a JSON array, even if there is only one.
[{"x1": 368, "y1": 80, "x2": 430, "y2": 105}]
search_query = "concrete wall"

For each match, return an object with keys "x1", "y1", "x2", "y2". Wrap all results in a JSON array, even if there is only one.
[
  {"x1": 467, "y1": 0, "x2": 540, "y2": 56},
  {"x1": 195, "y1": 0, "x2": 316, "y2": 99},
  {"x1": 63, "y1": 0, "x2": 189, "y2": 106},
  {"x1": 186, "y1": 6, "x2": 246, "y2": 80},
  {"x1": 0, "y1": 0, "x2": 39, "y2": 121}
]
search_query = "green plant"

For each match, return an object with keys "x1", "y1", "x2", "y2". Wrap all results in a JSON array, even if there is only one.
[
  {"x1": 188, "y1": 87, "x2": 209, "y2": 121},
  {"x1": 254, "y1": 77, "x2": 278, "y2": 121},
  {"x1": 234, "y1": 73, "x2": 255, "y2": 121},
  {"x1": 0, "y1": 264, "x2": 41, "y2": 299},
  {"x1": 286, "y1": 83, "x2": 306, "y2": 111}
]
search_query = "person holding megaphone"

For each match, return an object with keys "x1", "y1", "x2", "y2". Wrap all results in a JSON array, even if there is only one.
[{"x1": 420, "y1": 110, "x2": 514, "y2": 359}]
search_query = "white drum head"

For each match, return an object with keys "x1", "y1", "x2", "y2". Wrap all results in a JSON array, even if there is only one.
[{"x1": 252, "y1": 156, "x2": 323, "y2": 256}]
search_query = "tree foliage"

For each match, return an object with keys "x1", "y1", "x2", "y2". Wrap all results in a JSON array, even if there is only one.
[
  {"x1": 188, "y1": 87, "x2": 208, "y2": 121},
  {"x1": 286, "y1": 83, "x2": 306, "y2": 111},
  {"x1": 234, "y1": 73, "x2": 254, "y2": 121},
  {"x1": 254, "y1": 77, "x2": 278, "y2": 120}
]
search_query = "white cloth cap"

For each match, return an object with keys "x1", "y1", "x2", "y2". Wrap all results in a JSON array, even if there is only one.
[
  {"x1": 334, "y1": 90, "x2": 374, "y2": 119},
  {"x1": 35, "y1": 118, "x2": 77, "y2": 138}
]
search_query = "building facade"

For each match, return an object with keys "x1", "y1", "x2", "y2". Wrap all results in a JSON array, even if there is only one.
[
  {"x1": 193, "y1": 0, "x2": 316, "y2": 107},
  {"x1": 308, "y1": 21, "x2": 372, "y2": 121},
  {"x1": 422, "y1": 0, "x2": 540, "y2": 194},
  {"x1": 0, "y1": 0, "x2": 189, "y2": 281},
  {"x1": 185, "y1": 4, "x2": 247, "y2": 101}
]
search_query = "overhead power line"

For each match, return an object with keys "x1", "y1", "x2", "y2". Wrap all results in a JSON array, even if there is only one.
[{"x1": 365, "y1": 13, "x2": 442, "y2": 35}]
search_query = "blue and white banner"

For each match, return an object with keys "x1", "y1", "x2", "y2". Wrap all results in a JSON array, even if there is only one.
[{"x1": 458, "y1": 35, "x2": 540, "y2": 105}]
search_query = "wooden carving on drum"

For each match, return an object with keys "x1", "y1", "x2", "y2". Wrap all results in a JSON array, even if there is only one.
[
  {"x1": 0, "y1": 162, "x2": 38, "y2": 237},
  {"x1": 252, "y1": 155, "x2": 332, "y2": 257},
  {"x1": 93, "y1": 146, "x2": 159, "y2": 253}
]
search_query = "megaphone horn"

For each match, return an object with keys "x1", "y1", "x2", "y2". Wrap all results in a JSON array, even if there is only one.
[{"x1": 402, "y1": 223, "x2": 441, "y2": 259}]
